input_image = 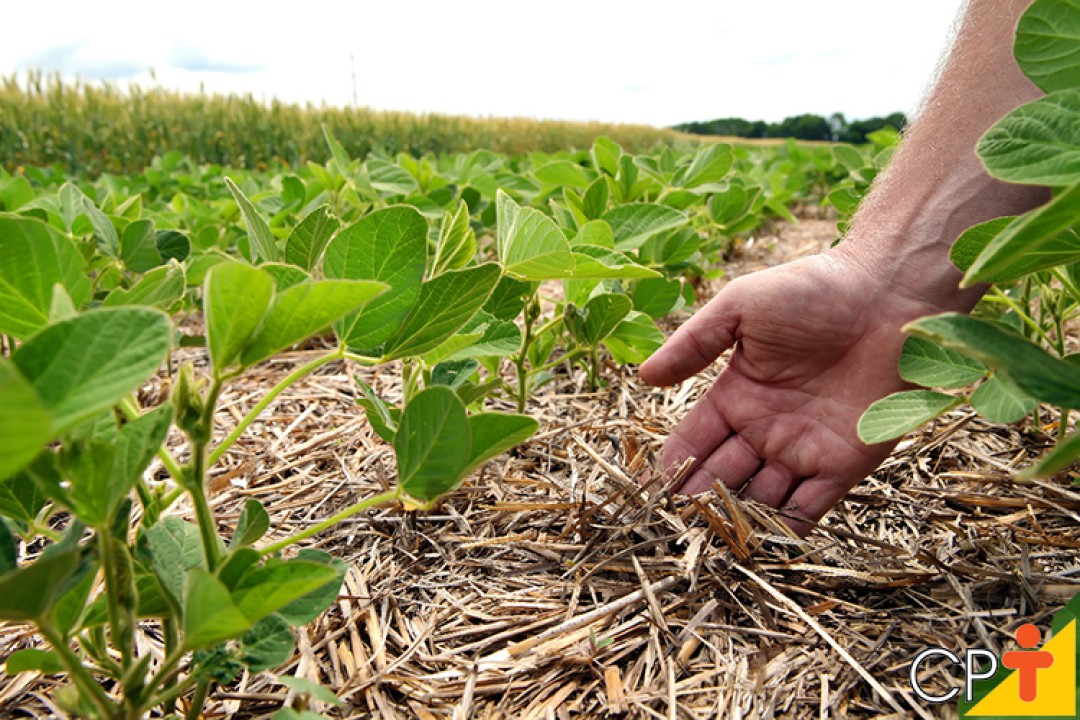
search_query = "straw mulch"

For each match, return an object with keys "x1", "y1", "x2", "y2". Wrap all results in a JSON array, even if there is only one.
[{"x1": 2, "y1": 219, "x2": 1079, "y2": 719}]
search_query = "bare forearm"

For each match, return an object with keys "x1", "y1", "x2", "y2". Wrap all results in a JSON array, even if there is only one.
[{"x1": 839, "y1": 0, "x2": 1050, "y2": 313}]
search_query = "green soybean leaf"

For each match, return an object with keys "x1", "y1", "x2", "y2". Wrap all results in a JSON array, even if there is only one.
[
  {"x1": 579, "y1": 294, "x2": 633, "y2": 347},
  {"x1": 0, "y1": 472, "x2": 48, "y2": 525},
  {"x1": 58, "y1": 183, "x2": 82, "y2": 231},
  {"x1": 950, "y1": 217, "x2": 1015, "y2": 274},
  {"x1": 430, "y1": 359, "x2": 479, "y2": 390},
  {"x1": 285, "y1": 205, "x2": 340, "y2": 271},
  {"x1": 592, "y1": 137, "x2": 622, "y2": 177},
  {"x1": 5, "y1": 648, "x2": 65, "y2": 675},
  {"x1": 225, "y1": 177, "x2": 279, "y2": 262},
  {"x1": 142, "y1": 516, "x2": 206, "y2": 604},
  {"x1": 354, "y1": 377, "x2": 400, "y2": 444},
  {"x1": 120, "y1": 218, "x2": 162, "y2": 272},
  {"x1": 322, "y1": 125, "x2": 352, "y2": 172},
  {"x1": 367, "y1": 158, "x2": 418, "y2": 196},
  {"x1": 381, "y1": 263, "x2": 501, "y2": 360},
  {"x1": 395, "y1": 386, "x2": 471, "y2": 504},
  {"x1": 0, "y1": 214, "x2": 91, "y2": 338},
  {"x1": 602, "y1": 311, "x2": 665, "y2": 365},
  {"x1": 0, "y1": 176, "x2": 33, "y2": 211},
  {"x1": 1015, "y1": 0, "x2": 1080, "y2": 93},
  {"x1": 440, "y1": 318, "x2": 521, "y2": 362},
  {"x1": 573, "y1": 219, "x2": 614, "y2": 248},
  {"x1": 183, "y1": 569, "x2": 252, "y2": 649},
  {"x1": 709, "y1": 185, "x2": 753, "y2": 226},
  {"x1": 639, "y1": 227, "x2": 700, "y2": 268},
  {"x1": 240, "y1": 614, "x2": 294, "y2": 672},
  {"x1": 81, "y1": 194, "x2": 119, "y2": 257},
  {"x1": 674, "y1": 143, "x2": 734, "y2": 189},
  {"x1": 324, "y1": 206, "x2": 427, "y2": 350},
  {"x1": 103, "y1": 261, "x2": 186, "y2": 309},
  {"x1": 231, "y1": 559, "x2": 338, "y2": 624},
  {"x1": 962, "y1": 182, "x2": 1080, "y2": 284},
  {"x1": 0, "y1": 546, "x2": 81, "y2": 621},
  {"x1": 464, "y1": 414, "x2": 538, "y2": 475},
  {"x1": 857, "y1": 390, "x2": 964, "y2": 444},
  {"x1": 535, "y1": 161, "x2": 592, "y2": 189},
  {"x1": 496, "y1": 191, "x2": 576, "y2": 280},
  {"x1": 230, "y1": 499, "x2": 271, "y2": 550},
  {"x1": 241, "y1": 279, "x2": 387, "y2": 366},
  {"x1": 483, "y1": 277, "x2": 531, "y2": 321},
  {"x1": 275, "y1": 549, "x2": 347, "y2": 625},
  {"x1": 632, "y1": 277, "x2": 684, "y2": 319},
  {"x1": 569, "y1": 245, "x2": 661, "y2": 280},
  {"x1": 218, "y1": 548, "x2": 261, "y2": 591},
  {"x1": 432, "y1": 201, "x2": 476, "y2": 277},
  {"x1": 52, "y1": 566, "x2": 96, "y2": 634},
  {"x1": 262, "y1": 263, "x2": 311, "y2": 291},
  {"x1": 48, "y1": 284, "x2": 77, "y2": 324},
  {"x1": 603, "y1": 204, "x2": 688, "y2": 251},
  {"x1": 1022, "y1": 429, "x2": 1080, "y2": 477},
  {"x1": 57, "y1": 441, "x2": 116, "y2": 525},
  {"x1": 907, "y1": 313, "x2": 1080, "y2": 407},
  {"x1": 156, "y1": 230, "x2": 190, "y2": 263},
  {"x1": 204, "y1": 261, "x2": 274, "y2": 373},
  {"x1": 0, "y1": 359, "x2": 51, "y2": 481},
  {"x1": 582, "y1": 178, "x2": 610, "y2": 220},
  {"x1": 102, "y1": 404, "x2": 172, "y2": 520},
  {"x1": 978, "y1": 90, "x2": 1080, "y2": 186},
  {"x1": 970, "y1": 374, "x2": 1037, "y2": 424},
  {"x1": 13, "y1": 308, "x2": 171, "y2": 435},
  {"x1": 898, "y1": 336, "x2": 986, "y2": 388}
]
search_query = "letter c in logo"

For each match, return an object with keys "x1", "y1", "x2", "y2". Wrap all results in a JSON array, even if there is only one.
[{"x1": 910, "y1": 648, "x2": 962, "y2": 703}]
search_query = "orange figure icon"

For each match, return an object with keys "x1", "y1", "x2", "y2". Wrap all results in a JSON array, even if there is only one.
[{"x1": 1001, "y1": 624, "x2": 1054, "y2": 702}]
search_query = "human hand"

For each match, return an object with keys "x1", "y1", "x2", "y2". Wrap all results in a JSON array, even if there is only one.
[{"x1": 639, "y1": 248, "x2": 956, "y2": 535}]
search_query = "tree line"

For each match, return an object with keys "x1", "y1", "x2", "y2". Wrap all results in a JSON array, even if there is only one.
[{"x1": 673, "y1": 112, "x2": 907, "y2": 143}]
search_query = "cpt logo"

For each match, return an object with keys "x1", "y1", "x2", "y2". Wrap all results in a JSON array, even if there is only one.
[{"x1": 908, "y1": 618, "x2": 1077, "y2": 717}]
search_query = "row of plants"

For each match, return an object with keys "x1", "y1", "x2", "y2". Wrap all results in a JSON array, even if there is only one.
[
  {"x1": 857, "y1": 0, "x2": 1080, "y2": 480},
  {"x1": 0, "y1": 73, "x2": 684, "y2": 175},
  {"x1": 0, "y1": 132, "x2": 857, "y2": 717}
]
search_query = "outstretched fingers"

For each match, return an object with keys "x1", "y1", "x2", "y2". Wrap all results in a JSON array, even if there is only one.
[
  {"x1": 639, "y1": 292, "x2": 740, "y2": 387},
  {"x1": 778, "y1": 476, "x2": 861, "y2": 537}
]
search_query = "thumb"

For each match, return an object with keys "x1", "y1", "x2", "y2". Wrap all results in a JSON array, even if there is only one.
[{"x1": 639, "y1": 289, "x2": 740, "y2": 386}]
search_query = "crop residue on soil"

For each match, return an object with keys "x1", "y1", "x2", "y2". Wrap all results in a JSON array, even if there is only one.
[{"x1": 2, "y1": 218, "x2": 1078, "y2": 719}]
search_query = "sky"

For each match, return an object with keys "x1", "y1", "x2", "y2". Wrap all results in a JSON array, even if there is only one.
[{"x1": 1, "y1": 1, "x2": 968, "y2": 128}]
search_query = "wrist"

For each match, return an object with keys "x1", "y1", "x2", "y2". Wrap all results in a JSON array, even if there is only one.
[{"x1": 825, "y1": 232, "x2": 985, "y2": 331}]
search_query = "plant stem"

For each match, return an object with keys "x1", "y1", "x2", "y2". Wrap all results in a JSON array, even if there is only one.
[
  {"x1": 145, "y1": 674, "x2": 199, "y2": 716},
  {"x1": 342, "y1": 351, "x2": 381, "y2": 365},
  {"x1": 208, "y1": 349, "x2": 343, "y2": 466},
  {"x1": 185, "y1": 680, "x2": 210, "y2": 720},
  {"x1": 142, "y1": 647, "x2": 187, "y2": 708},
  {"x1": 514, "y1": 309, "x2": 534, "y2": 414},
  {"x1": 119, "y1": 397, "x2": 184, "y2": 484},
  {"x1": 189, "y1": 446, "x2": 220, "y2": 571},
  {"x1": 40, "y1": 624, "x2": 116, "y2": 720},
  {"x1": 988, "y1": 287, "x2": 1056, "y2": 348},
  {"x1": 259, "y1": 489, "x2": 400, "y2": 557},
  {"x1": 530, "y1": 348, "x2": 585, "y2": 377},
  {"x1": 98, "y1": 531, "x2": 135, "y2": 669},
  {"x1": 160, "y1": 619, "x2": 181, "y2": 716}
]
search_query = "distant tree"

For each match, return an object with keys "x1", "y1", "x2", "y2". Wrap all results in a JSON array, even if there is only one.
[
  {"x1": 673, "y1": 112, "x2": 906, "y2": 142},
  {"x1": 673, "y1": 117, "x2": 766, "y2": 137},
  {"x1": 766, "y1": 114, "x2": 832, "y2": 141}
]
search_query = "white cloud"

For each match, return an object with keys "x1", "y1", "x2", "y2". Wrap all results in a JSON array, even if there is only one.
[{"x1": 3, "y1": 0, "x2": 967, "y2": 126}]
